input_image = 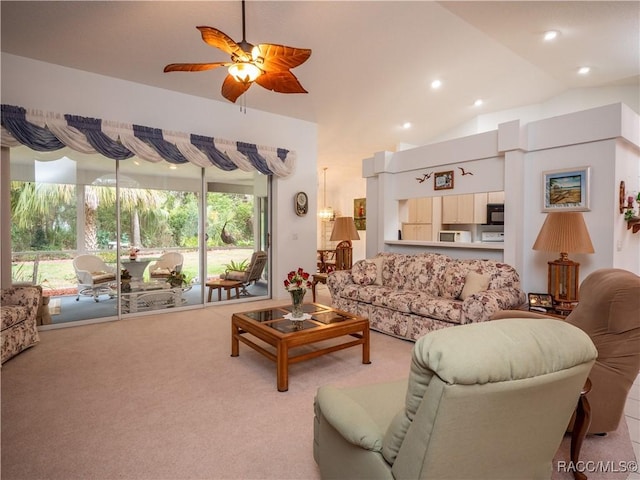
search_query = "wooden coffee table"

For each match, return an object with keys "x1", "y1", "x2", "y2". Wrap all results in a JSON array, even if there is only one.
[
  {"x1": 231, "y1": 303, "x2": 370, "y2": 391},
  {"x1": 206, "y1": 279, "x2": 242, "y2": 302}
]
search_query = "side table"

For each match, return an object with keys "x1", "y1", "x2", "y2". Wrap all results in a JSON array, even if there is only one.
[
  {"x1": 206, "y1": 279, "x2": 242, "y2": 302},
  {"x1": 312, "y1": 273, "x2": 328, "y2": 302}
]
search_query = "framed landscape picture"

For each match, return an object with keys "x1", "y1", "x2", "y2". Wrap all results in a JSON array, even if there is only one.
[
  {"x1": 542, "y1": 166, "x2": 590, "y2": 212},
  {"x1": 434, "y1": 170, "x2": 454, "y2": 191}
]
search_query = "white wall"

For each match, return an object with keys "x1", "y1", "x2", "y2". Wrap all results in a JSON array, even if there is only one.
[
  {"x1": 1, "y1": 54, "x2": 318, "y2": 299},
  {"x1": 364, "y1": 103, "x2": 640, "y2": 295}
]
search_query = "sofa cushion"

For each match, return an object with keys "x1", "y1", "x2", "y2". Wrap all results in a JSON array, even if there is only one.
[
  {"x1": 410, "y1": 294, "x2": 464, "y2": 324},
  {"x1": 460, "y1": 271, "x2": 491, "y2": 300},
  {"x1": 341, "y1": 284, "x2": 386, "y2": 304},
  {"x1": 372, "y1": 290, "x2": 417, "y2": 314}
]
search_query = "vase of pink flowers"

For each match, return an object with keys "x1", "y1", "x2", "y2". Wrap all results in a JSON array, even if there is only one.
[{"x1": 284, "y1": 268, "x2": 312, "y2": 319}]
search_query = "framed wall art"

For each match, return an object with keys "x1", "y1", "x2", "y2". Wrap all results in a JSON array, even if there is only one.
[
  {"x1": 353, "y1": 198, "x2": 366, "y2": 230},
  {"x1": 542, "y1": 166, "x2": 590, "y2": 212},
  {"x1": 434, "y1": 170, "x2": 454, "y2": 191}
]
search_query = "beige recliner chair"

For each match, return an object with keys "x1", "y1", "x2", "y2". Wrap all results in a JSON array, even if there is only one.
[
  {"x1": 313, "y1": 318, "x2": 596, "y2": 480},
  {"x1": 563, "y1": 269, "x2": 640, "y2": 434},
  {"x1": 491, "y1": 268, "x2": 640, "y2": 435}
]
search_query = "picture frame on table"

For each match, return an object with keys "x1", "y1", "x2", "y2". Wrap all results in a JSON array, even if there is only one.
[
  {"x1": 434, "y1": 170, "x2": 454, "y2": 191},
  {"x1": 542, "y1": 166, "x2": 590, "y2": 212},
  {"x1": 528, "y1": 293, "x2": 554, "y2": 312}
]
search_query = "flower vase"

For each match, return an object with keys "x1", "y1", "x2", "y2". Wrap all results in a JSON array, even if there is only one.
[{"x1": 290, "y1": 288, "x2": 306, "y2": 319}]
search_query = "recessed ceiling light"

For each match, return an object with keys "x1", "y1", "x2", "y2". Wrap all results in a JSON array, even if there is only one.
[
  {"x1": 578, "y1": 66, "x2": 591, "y2": 75},
  {"x1": 169, "y1": 165, "x2": 177, "y2": 170},
  {"x1": 474, "y1": 99, "x2": 483, "y2": 107},
  {"x1": 431, "y1": 79, "x2": 442, "y2": 89},
  {"x1": 402, "y1": 122, "x2": 412, "y2": 129},
  {"x1": 544, "y1": 30, "x2": 559, "y2": 41}
]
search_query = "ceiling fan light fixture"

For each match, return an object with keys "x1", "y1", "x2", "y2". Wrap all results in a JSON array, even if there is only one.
[{"x1": 228, "y1": 62, "x2": 262, "y2": 83}]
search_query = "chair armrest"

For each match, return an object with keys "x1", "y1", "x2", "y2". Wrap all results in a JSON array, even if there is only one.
[
  {"x1": 315, "y1": 386, "x2": 384, "y2": 452},
  {"x1": 75, "y1": 269, "x2": 93, "y2": 284},
  {"x1": 490, "y1": 310, "x2": 555, "y2": 321}
]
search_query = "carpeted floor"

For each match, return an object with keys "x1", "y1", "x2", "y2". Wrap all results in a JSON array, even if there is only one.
[{"x1": 2, "y1": 293, "x2": 636, "y2": 479}]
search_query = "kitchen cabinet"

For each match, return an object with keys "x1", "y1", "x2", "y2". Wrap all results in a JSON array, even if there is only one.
[
  {"x1": 402, "y1": 197, "x2": 433, "y2": 240},
  {"x1": 407, "y1": 197, "x2": 432, "y2": 223},
  {"x1": 402, "y1": 223, "x2": 433, "y2": 241},
  {"x1": 487, "y1": 191, "x2": 505, "y2": 204},
  {"x1": 442, "y1": 193, "x2": 491, "y2": 224}
]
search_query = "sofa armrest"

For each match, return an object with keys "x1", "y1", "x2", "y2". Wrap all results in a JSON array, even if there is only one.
[
  {"x1": 326, "y1": 269, "x2": 354, "y2": 299},
  {"x1": 315, "y1": 386, "x2": 384, "y2": 452},
  {"x1": 461, "y1": 288, "x2": 527, "y2": 324}
]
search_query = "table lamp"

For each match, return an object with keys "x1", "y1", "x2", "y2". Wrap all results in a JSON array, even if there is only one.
[
  {"x1": 330, "y1": 216, "x2": 360, "y2": 243},
  {"x1": 532, "y1": 212, "x2": 594, "y2": 314}
]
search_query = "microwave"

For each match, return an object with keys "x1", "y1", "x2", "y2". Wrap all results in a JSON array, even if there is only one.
[
  {"x1": 487, "y1": 203, "x2": 504, "y2": 225},
  {"x1": 439, "y1": 230, "x2": 472, "y2": 243}
]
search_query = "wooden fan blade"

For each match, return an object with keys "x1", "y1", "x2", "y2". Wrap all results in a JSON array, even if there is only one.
[
  {"x1": 221, "y1": 74, "x2": 252, "y2": 103},
  {"x1": 256, "y1": 44, "x2": 312, "y2": 72},
  {"x1": 255, "y1": 71, "x2": 308, "y2": 94},
  {"x1": 164, "y1": 62, "x2": 228, "y2": 73},
  {"x1": 197, "y1": 26, "x2": 247, "y2": 59}
]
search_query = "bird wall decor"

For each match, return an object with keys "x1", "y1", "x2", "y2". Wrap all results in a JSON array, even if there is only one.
[
  {"x1": 458, "y1": 167, "x2": 474, "y2": 176},
  {"x1": 416, "y1": 172, "x2": 433, "y2": 183}
]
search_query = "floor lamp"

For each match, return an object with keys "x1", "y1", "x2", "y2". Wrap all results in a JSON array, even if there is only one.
[{"x1": 532, "y1": 212, "x2": 594, "y2": 314}]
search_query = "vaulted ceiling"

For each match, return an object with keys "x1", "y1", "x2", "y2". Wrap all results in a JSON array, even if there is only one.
[{"x1": 2, "y1": 1, "x2": 638, "y2": 178}]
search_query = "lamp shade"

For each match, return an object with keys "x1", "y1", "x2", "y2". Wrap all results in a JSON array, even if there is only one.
[
  {"x1": 532, "y1": 212, "x2": 594, "y2": 257},
  {"x1": 330, "y1": 217, "x2": 360, "y2": 241}
]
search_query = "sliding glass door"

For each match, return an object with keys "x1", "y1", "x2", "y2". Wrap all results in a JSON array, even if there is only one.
[{"x1": 9, "y1": 146, "x2": 271, "y2": 326}]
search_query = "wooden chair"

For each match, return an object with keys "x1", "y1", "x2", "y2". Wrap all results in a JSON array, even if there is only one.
[
  {"x1": 221, "y1": 251, "x2": 268, "y2": 296},
  {"x1": 333, "y1": 240, "x2": 353, "y2": 270}
]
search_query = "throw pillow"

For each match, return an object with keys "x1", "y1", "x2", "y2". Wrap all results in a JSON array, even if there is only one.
[
  {"x1": 439, "y1": 264, "x2": 467, "y2": 299},
  {"x1": 351, "y1": 260, "x2": 377, "y2": 286},
  {"x1": 371, "y1": 256, "x2": 384, "y2": 285},
  {"x1": 459, "y1": 271, "x2": 491, "y2": 300}
]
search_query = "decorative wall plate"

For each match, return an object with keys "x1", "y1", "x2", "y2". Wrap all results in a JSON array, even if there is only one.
[{"x1": 295, "y1": 191, "x2": 308, "y2": 216}]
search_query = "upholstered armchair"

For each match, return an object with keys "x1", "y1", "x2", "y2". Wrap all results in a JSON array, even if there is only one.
[
  {"x1": 492, "y1": 268, "x2": 640, "y2": 435},
  {"x1": 1, "y1": 286, "x2": 41, "y2": 363},
  {"x1": 149, "y1": 252, "x2": 184, "y2": 279},
  {"x1": 565, "y1": 268, "x2": 640, "y2": 434},
  {"x1": 72, "y1": 254, "x2": 116, "y2": 302},
  {"x1": 313, "y1": 318, "x2": 596, "y2": 479}
]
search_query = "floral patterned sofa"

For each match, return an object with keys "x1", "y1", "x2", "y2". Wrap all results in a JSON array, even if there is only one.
[
  {"x1": 327, "y1": 252, "x2": 526, "y2": 341},
  {"x1": 1, "y1": 286, "x2": 41, "y2": 364}
]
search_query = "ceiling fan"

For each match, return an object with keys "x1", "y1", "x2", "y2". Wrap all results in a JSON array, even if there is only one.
[{"x1": 164, "y1": 0, "x2": 312, "y2": 103}]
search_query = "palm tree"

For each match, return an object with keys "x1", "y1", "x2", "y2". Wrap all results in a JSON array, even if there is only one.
[{"x1": 11, "y1": 181, "x2": 166, "y2": 251}]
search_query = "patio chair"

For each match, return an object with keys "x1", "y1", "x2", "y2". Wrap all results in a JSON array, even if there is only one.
[
  {"x1": 149, "y1": 252, "x2": 184, "y2": 279},
  {"x1": 221, "y1": 250, "x2": 268, "y2": 296},
  {"x1": 73, "y1": 254, "x2": 116, "y2": 302}
]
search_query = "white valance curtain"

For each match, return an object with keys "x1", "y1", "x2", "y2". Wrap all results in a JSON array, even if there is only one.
[{"x1": 1, "y1": 105, "x2": 295, "y2": 177}]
